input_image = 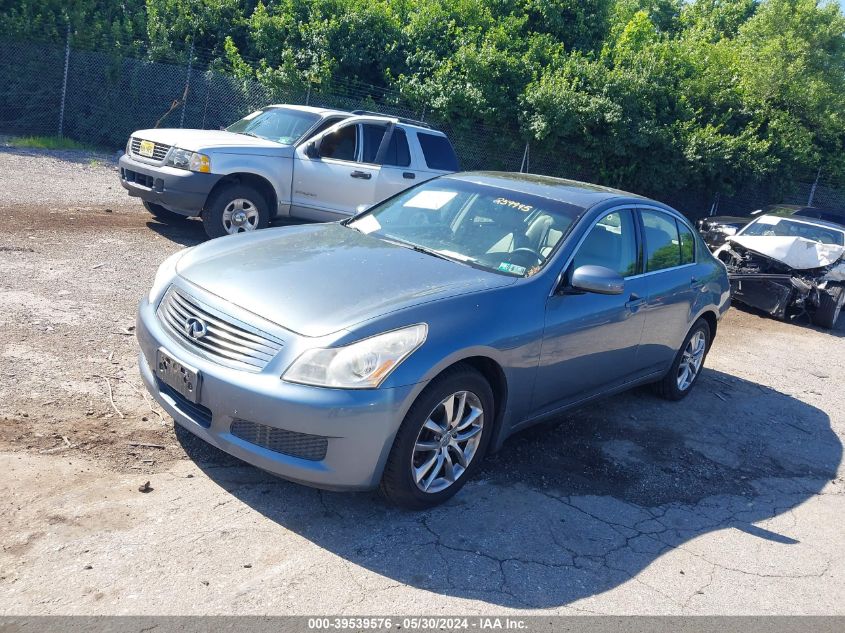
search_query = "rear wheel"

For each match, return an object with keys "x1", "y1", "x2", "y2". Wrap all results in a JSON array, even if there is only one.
[
  {"x1": 143, "y1": 201, "x2": 185, "y2": 222},
  {"x1": 380, "y1": 365, "x2": 494, "y2": 509},
  {"x1": 654, "y1": 318, "x2": 711, "y2": 401},
  {"x1": 813, "y1": 286, "x2": 844, "y2": 329},
  {"x1": 201, "y1": 184, "x2": 269, "y2": 239}
]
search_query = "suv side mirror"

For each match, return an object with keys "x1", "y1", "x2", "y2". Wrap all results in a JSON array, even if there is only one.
[
  {"x1": 305, "y1": 140, "x2": 320, "y2": 159},
  {"x1": 569, "y1": 265, "x2": 624, "y2": 295}
]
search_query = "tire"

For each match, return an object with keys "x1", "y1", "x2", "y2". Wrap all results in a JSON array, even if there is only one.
[
  {"x1": 653, "y1": 318, "x2": 711, "y2": 401},
  {"x1": 201, "y1": 184, "x2": 270, "y2": 239},
  {"x1": 813, "y1": 285, "x2": 845, "y2": 329},
  {"x1": 143, "y1": 201, "x2": 185, "y2": 222},
  {"x1": 380, "y1": 364, "x2": 495, "y2": 509}
]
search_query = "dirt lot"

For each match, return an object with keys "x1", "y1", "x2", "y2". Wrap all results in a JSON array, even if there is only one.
[{"x1": 1, "y1": 145, "x2": 844, "y2": 615}]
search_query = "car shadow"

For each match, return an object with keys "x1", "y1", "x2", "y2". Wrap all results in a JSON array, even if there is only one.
[
  {"x1": 175, "y1": 369, "x2": 840, "y2": 608},
  {"x1": 145, "y1": 216, "x2": 316, "y2": 247}
]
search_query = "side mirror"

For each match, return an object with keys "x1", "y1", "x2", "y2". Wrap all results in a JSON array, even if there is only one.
[
  {"x1": 569, "y1": 265, "x2": 624, "y2": 295},
  {"x1": 305, "y1": 140, "x2": 320, "y2": 158}
]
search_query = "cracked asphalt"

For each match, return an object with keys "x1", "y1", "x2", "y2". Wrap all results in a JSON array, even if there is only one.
[{"x1": 1, "y1": 145, "x2": 844, "y2": 614}]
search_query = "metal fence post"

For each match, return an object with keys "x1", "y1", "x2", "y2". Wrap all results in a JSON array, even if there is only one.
[
  {"x1": 179, "y1": 40, "x2": 194, "y2": 128},
  {"x1": 519, "y1": 141, "x2": 530, "y2": 173},
  {"x1": 57, "y1": 22, "x2": 71, "y2": 138},
  {"x1": 808, "y1": 167, "x2": 821, "y2": 207}
]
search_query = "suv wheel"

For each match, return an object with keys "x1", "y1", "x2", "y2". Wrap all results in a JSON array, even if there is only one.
[
  {"x1": 380, "y1": 365, "x2": 494, "y2": 509},
  {"x1": 654, "y1": 318, "x2": 711, "y2": 401},
  {"x1": 202, "y1": 184, "x2": 269, "y2": 239}
]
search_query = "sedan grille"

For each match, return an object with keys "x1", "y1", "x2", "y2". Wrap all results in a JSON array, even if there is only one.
[
  {"x1": 130, "y1": 137, "x2": 171, "y2": 162},
  {"x1": 157, "y1": 287, "x2": 283, "y2": 372},
  {"x1": 230, "y1": 419, "x2": 328, "y2": 461}
]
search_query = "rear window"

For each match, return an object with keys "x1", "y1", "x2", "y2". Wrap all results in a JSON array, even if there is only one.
[
  {"x1": 642, "y1": 210, "x2": 682, "y2": 271},
  {"x1": 383, "y1": 129, "x2": 411, "y2": 167},
  {"x1": 418, "y1": 133, "x2": 459, "y2": 171}
]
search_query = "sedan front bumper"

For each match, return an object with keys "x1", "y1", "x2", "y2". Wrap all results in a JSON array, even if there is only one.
[
  {"x1": 119, "y1": 153, "x2": 221, "y2": 216},
  {"x1": 136, "y1": 292, "x2": 419, "y2": 490}
]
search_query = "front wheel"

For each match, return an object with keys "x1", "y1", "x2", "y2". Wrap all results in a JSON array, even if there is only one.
[
  {"x1": 654, "y1": 318, "x2": 711, "y2": 401},
  {"x1": 813, "y1": 286, "x2": 844, "y2": 329},
  {"x1": 380, "y1": 365, "x2": 494, "y2": 509},
  {"x1": 201, "y1": 184, "x2": 269, "y2": 239}
]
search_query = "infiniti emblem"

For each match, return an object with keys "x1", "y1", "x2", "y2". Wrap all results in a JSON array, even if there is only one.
[{"x1": 184, "y1": 316, "x2": 208, "y2": 340}]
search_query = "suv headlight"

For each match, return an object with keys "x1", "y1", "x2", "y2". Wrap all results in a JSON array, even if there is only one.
[
  {"x1": 166, "y1": 148, "x2": 211, "y2": 173},
  {"x1": 283, "y1": 324, "x2": 428, "y2": 389}
]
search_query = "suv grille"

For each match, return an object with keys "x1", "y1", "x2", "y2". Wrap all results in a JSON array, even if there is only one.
[
  {"x1": 230, "y1": 419, "x2": 328, "y2": 461},
  {"x1": 157, "y1": 287, "x2": 283, "y2": 372},
  {"x1": 130, "y1": 137, "x2": 171, "y2": 162}
]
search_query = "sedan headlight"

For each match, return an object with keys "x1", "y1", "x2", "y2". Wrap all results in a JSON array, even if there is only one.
[
  {"x1": 719, "y1": 226, "x2": 738, "y2": 236},
  {"x1": 283, "y1": 324, "x2": 428, "y2": 389},
  {"x1": 148, "y1": 250, "x2": 187, "y2": 304},
  {"x1": 166, "y1": 148, "x2": 211, "y2": 173}
]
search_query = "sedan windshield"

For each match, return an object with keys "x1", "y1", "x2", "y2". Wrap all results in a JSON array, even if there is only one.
[
  {"x1": 347, "y1": 179, "x2": 583, "y2": 277},
  {"x1": 741, "y1": 216, "x2": 845, "y2": 246},
  {"x1": 226, "y1": 107, "x2": 320, "y2": 145}
]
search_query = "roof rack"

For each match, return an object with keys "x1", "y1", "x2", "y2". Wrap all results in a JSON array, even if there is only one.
[{"x1": 350, "y1": 110, "x2": 432, "y2": 129}]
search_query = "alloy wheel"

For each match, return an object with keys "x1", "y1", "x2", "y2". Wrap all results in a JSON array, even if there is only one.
[
  {"x1": 222, "y1": 198, "x2": 260, "y2": 234},
  {"x1": 411, "y1": 391, "x2": 484, "y2": 493},
  {"x1": 677, "y1": 329, "x2": 706, "y2": 391}
]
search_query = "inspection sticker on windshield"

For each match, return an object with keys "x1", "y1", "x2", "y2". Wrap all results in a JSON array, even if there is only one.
[
  {"x1": 403, "y1": 190, "x2": 457, "y2": 210},
  {"x1": 498, "y1": 262, "x2": 526, "y2": 275}
]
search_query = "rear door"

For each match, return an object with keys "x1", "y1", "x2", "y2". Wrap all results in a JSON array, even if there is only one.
[
  {"x1": 636, "y1": 207, "x2": 700, "y2": 373},
  {"x1": 291, "y1": 119, "x2": 379, "y2": 220},
  {"x1": 371, "y1": 126, "x2": 421, "y2": 203}
]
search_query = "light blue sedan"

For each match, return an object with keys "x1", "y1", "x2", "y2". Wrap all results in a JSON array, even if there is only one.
[{"x1": 137, "y1": 172, "x2": 730, "y2": 508}]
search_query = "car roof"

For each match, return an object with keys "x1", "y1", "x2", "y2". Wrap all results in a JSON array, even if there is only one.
[
  {"x1": 752, "y1": 214, "x2": 845, "y2": 233},
  {"x1": 266, "y1": 104, "x2": 350, "y2": 117},
  {"x1": 443, "y1": 171, "x2": 650, "y2": 210}
]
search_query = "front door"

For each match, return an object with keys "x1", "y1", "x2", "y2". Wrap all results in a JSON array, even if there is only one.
[
  {"x1": 292, "y1": 122, "x2": 378, "y2": 220},
  {"x1": 532, "y1": 209, "x2": 648, "y2": 416}
]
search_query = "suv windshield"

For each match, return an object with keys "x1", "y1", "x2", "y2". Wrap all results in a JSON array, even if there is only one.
[
  {"x1": 742, "y1": 216, "x2": 845, "y2": 246},
  {"x1": 226, "y1": 107, "x2": 320, "y2": 145},
  {"x1": 347, "y1": 178, "x2": 583, "y2": 277}
]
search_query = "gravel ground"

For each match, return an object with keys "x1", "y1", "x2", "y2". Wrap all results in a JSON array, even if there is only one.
[
  {"x1": 0, "y1": 140, "x2": 125, "y2": 206},
  {"x1": 0, "y1": 146, "x2": 843, "y2": 615}
]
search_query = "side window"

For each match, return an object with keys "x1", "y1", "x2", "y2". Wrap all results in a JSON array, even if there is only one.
[
  {"x1": 418, "y1": 133, "x2": 459, "y2": 171},
  {"x1": 676, "y1": 218, "x2": 695, "y2": 265},
  {"x1": 319, "y1": 124, "x2": 357, "y2": 161},
  {"x1": 642, "y1": 210, "x2": 681, "y2": 272},
  {"x1": 383, "y1": 129, "x2": 411, "y2": 167},
  {"x1": 361, "y1": 124, "x2": 387, "y2": 163},
  {"x1": 304, "y1": 116, "x2": 346, "y2": 140},
  {"x1": 571, "y1": 210, "x2": 638, "y2": 278}
]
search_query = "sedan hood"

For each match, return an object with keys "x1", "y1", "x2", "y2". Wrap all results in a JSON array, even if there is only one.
[
  {"x1": 175, "y1": 224, "x2": 516, "y2": 337},
  {"x1": 132, "y1": 128, "x2": 288, "y2": 153}
]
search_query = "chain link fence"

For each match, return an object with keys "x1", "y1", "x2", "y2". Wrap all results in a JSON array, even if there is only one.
[{"x1": 1, "y1": 37, "x2": 843, "y2": 222}]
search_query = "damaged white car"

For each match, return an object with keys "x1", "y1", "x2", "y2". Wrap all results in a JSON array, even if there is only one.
[{"x1": 715, "y1": 214, "x2": 845, "y2": 329}]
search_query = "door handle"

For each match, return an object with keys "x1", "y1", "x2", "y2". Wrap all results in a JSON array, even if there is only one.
[
  {"x1": 350, "y1": 170, "x2": 372, "y2": 180},
  {"x1": 402, "y1": 171, "x2": 416, "y2": 180},
  {"x1": 625, "y1": 293, "x2": 646, "y2": 311}
]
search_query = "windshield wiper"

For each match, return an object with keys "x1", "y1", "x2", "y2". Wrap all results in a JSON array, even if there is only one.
[{"x1": 380, "y1": 236, "x2": 471, "y2": 265}]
